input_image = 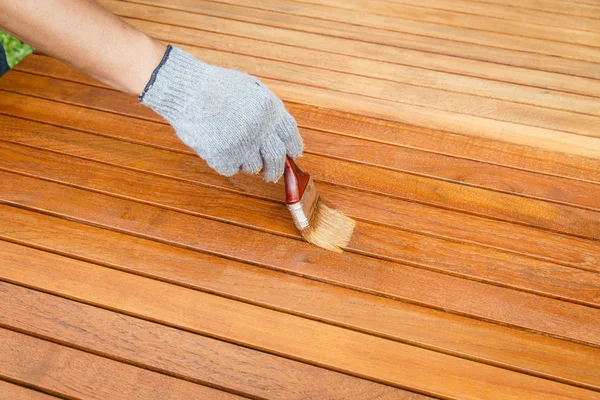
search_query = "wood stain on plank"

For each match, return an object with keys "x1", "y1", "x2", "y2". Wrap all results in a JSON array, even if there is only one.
[{"x1": 1, "y1": 0, "x2": 599, "y2": 398}]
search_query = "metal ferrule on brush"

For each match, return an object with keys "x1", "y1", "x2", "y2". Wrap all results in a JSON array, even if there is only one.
[{"x1": 287, "y1": 178, "x2": 319, "y2": 230}]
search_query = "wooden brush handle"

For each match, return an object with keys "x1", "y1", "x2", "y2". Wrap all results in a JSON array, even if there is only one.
[{"x1": 284, "y1": 156, "x2": 311, "y2": 204}]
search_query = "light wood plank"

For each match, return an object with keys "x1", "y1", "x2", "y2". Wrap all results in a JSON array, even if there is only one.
[
  {"x1": 429, "y1": 0, "x2": 600, "y2": 18},
  {"x1": 291, "y1": 0, "x2": 600, "y2": 45},
  {"x1": 1, "y1": 241, "x2": 598, "y2": 399},
  {"x1": 11, "y1": 56, "x2": 600, "y2": 183},
  {"x1": 0, "y1": 170, "x2": 598, "y2": 346},
  {"x1": 9, "y1": 56, "x2": 600, "y2": 139},
  {"x1": 3, "y1": 96, "x2": 599, "y2": 271},
  {"x1": 98, "y1": 0, "x2": 600, "y2": 96},
  {"x1": 0, "y1": 63, "x2": 600, "y2": 158},
  {"x1": 165, "y1": 0, "x2": 600, "y2": 61},
  {"x1": 112, "y1": 0, "x2": 600, "y2": 80},
  {"x1": 120, "y1": 18, "x2": 600, "y2": 118},
  {"x1": 0, "y1": 282, "x2": 411, "y2": 400},
  {"x1": 0, "y1": 329, "x2": 245, "y2": 400},
  {"x1": 8, "y1": 62, "x2": 600, "y2": 160},
  {"x1": 1, "y1": 208, "x2": 599, "y2": 390},
  {"x1": 2, "y1": 135, "x2": 600, "y2": 307},
  {"x1": 380, "y1": 0, "x2": 600, "y2": 30},
  {"x1": 19, "y1": 27, "x2": 600, "y2": 118},
  {"x1": 0, "y1": 381, "x2": 59, "y2": 400}
]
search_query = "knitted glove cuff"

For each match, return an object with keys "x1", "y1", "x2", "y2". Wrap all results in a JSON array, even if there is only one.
[{"x1": 139, "y1": 45, "x2": 212, "y2": 118}]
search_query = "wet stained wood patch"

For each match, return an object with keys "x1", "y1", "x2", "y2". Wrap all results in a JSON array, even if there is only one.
[{"x1": 1, "y1": 0, "x2": 599, "y2": 398}]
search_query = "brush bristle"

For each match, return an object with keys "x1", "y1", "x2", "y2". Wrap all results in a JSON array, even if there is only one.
[{"x1": 300, "y1": 198, "x2": 356, "y2": 253}]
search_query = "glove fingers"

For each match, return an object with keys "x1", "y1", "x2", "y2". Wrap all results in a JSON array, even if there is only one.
[
  {"x1": 241, "y1": 149, "x2": 263, "y2": 174},
  {"x1": 206, "y1": 154, "x2": 239, "y2": 177},
  {"x1": 277, "y1": 113, "x2": 303, "y2": 159},
  {"x1": 260, "y1": 138, "x2": 287, "y2": 183}
]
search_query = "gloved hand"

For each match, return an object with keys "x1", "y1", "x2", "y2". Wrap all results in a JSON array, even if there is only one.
[{"x1": 140, "y1": 45, "x2": 303, "y2": 182}]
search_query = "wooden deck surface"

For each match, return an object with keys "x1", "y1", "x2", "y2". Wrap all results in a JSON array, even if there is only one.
[{"x1": 1, "y1": 0, "x2": 600, "y2": 398}]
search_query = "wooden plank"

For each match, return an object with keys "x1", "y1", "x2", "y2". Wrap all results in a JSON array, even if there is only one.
[
  {"x1": 0, "y1": 328, "x2": 246, "y2": 400},
  {"x1": 0, "y1": 283, "x2": 412, "y2": 400},
  {"x1": 116, "y1": 0, "x2": 600, "y2": 79},
  {"x1": 237, "y1": 0, "x2": 600, "y2": 56},
  {"x1": 118, "y1": 18, "x2": 600, "y2": 118},
  {"x1": 1, "y1": 241, "x2": 598, "y2": 400},
  {"x1": 0, "y1": 171, "x2": 598, "y2": 346},
  {"x1": 287, "y1": 0, "x2": 600, "y2": 46},
  {"x1": 11, "y1": 56, "x2": 600, "y2": 184},
  {"x1": 7, "y1": 58, "x2": 600, "y2": 140},
  {"x1": 8, "y1": 65, "x2": 600, "y2": 161},
  {"x1": 17, "y1": 28, "x2": 600, "y2": 118},
  {"x1": 378, "y1": 0, "x2": 600, "y2": 30},
  {"x1": 434, "y1": 0, "x2": 600, "y2": 18},
  {"x1": 3, "y1": 89, "x2": 600, "y2": 215},
  {"x1": 2, "y1": 86, "x2": 599, "y2": 268},
  {"x1": 0, "y1": 105, "x2": 597, "y2": 273},
  {"x1": 286, "y1": 103, "x2": 600, "y2": 185},
  {"x1": 2, "y1": 113, "x2": 599, "y2": 243},
  {"x1": 0, "y1": 380, "x2": 59, "y2": 400},
  {"x1": 1, "y1": 139, "x2": 600, "y2": 308},
  {"x1": 149, "y1": 0, "x2": 600, "y2": 62},
  {"x1": 263, "y1": 76, "x2": 600, "y2": 159},
  {"x1": 97, "y1": 0, "x2": 600, "y2": 97},
  {"x1": 1, "y1": 206, "x2": 599, "y2": 390}
]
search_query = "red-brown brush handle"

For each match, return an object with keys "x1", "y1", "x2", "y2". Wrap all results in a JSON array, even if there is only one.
[{"x1": 284, "y1": 156, "x2": 310, "y2": 204}]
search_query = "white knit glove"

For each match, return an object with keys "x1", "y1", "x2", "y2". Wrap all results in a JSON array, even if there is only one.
[{"x1": 140, "y1": 45, "x2": 303, "y2": 182}]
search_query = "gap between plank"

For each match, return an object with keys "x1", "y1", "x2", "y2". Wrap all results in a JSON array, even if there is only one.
[
  {"x1": 3, "y1": 133, "x2": 600, "y2": 274},
  {"x1": 0, "y1": 376, "x2": 70, "y2": 400},
  {"x1": 196, "y1": 0, "x2": 600, "y2": 53},
  {"x1": 0, "y1": 324, "x2": 259, "y2": 400},
  {"x1": 288, "y1": 0, "x2": 600, "y2": 47},
  {"x1": 119, "y1": 0, "x2": 600, "y2": 81},
  {"x1": 115, "y1": 16, "x2": 600, "y2": 117},
  {"x1": 1, "y1": 257, "x2": 597, "y2": 393},
  {"x1": 4, "y1": 81, "x2": 600, "y2": 187},
  {"x1": 450, "y1": 0, "x2": 600, "y2": 19},
  {"x1": 2, "y1": 165, "x2": 600, "y2": 317},
  {"x1": 275, "y1": 0, "x2": 600, "y2": 34},
  {"x1": 3, "y1": 107, "x2": 600, "y2": 244}
]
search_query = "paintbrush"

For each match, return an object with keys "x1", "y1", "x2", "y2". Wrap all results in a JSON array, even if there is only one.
[{"x1": 284, "y1": 156, "x2": 355, "y2": 252}]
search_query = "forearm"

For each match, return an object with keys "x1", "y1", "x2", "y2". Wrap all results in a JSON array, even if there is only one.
[{"x1": 0, "y1": 0, "x2": 166, "y2": 95}]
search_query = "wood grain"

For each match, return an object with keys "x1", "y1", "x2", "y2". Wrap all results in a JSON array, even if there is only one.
[
  {"x1": 0, "y1": 328, "x2": 246, "y2": 400},
  {"x1": 2, "y1": 1, "x2": 599, "y2": 398},
  {"x1": 380, "y1": 0, "x2": 600, "y2": 29},
  {"x1": 9, "y1": 56, "x2": 600, "y2": 141},
  {"x1": 1, "y1": 170, "x2": 599, "y2": 347},
  {"x1": 1, "y1": 241, "x2": 598, "y2": 399},
  {"x1": 65, "y1": 2, "x2": 600, "y2": 98},
  {"x1": 1, "y1": 207, "x2": 599, "y2": 390},
  {"x1": 20, "y1": 22, "x2": 600, "y2": 118},
  {"x1": 2, "y1": 111, "x2": 599, "y2": 244},
  {"x1": 0, "y1": 380, "x2": 60, "y2": 400},
  {"x1": 2, "y1": 89, "x2": 599, "y2": 272},
  {"x1": 7, "y1": 88, "x2": 600, "y2": 213},
  {"x1": 0, "y1": 283, "x2": 413, "y2": 400},
  {"x1": 206, "y1": 0, "x2": 600, "y2": 61},
  {"x1": 2, "y1": 137, "x2": 600, "y2": 309},
  {"x1": 287, "y1": 0, "x2": 600, "y2": 45},
  {"x1": 472, "y1": 0, "x2": 600, "y2": 17},
  {"x1": 8, "y1": 64, "x2": 600, "y2": 160},
  {"x1": 13, "y1": 55, "x2": 600, "y2": 183},
  {"x1": 116, "y1": 0, "x2": 600, "y2": 79}
]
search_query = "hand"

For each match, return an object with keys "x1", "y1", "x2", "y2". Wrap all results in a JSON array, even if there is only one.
[{"x1": 140, "y1": 45, "x2": 303, "y2": 182}]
